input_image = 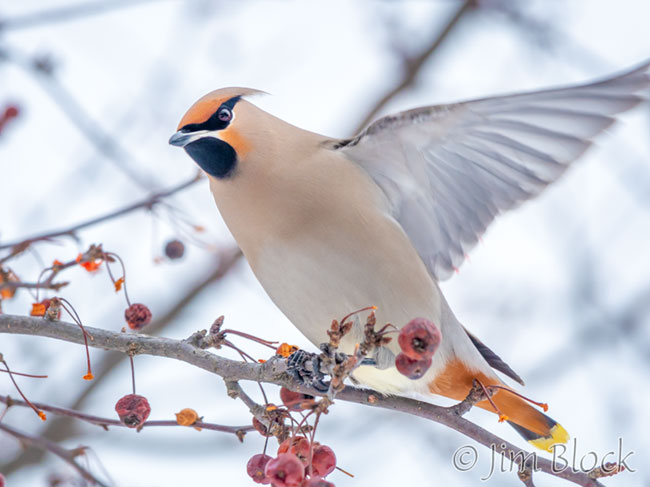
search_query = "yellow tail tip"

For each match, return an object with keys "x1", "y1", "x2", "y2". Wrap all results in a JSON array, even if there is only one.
[{"x1": 528, "y1": 423, "x2": 570, "y2": 452}]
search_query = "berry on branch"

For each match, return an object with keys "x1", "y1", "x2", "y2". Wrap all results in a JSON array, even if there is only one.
[
  {"x1": 311, "y1": 445, "x2": 336, "y2": 477},
  {"x1": 164, "y1": 239, "x2": 185, "y2": 260},
  {"x1": 124, "y1": 303, "x2": 152, "y2": 330},
  {"x1": 115, "y1": 394, "x2": 151, "y2": 428},
  {"x1": 247, "y1": 453, "x2": 272, "y2": 484},
  {"x1": 264, "y1": 453, "x2": 305, "y2": 487},
  {"x1": 395, "y1": 353, "x2": 432, "y2": 380},
  {"x1": 397, "y1": 317, "x2": 441, "y2": 360}
]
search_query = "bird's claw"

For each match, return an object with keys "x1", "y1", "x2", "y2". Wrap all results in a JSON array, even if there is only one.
[{"x1": 286, "y1": 349, "x2": 330, "y2": 393}]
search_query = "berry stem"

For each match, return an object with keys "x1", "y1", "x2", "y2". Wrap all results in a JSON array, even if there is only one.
[
  {"x1": 488, "y1": 384, "x2": 549, "y2": 412},
  {"x1": 475, "y1": 379, "x2": 509, "y2": 422},
  {"x1": 0, "y1": 369, "x2": 48, "y2": 379},
  {"x1": 58, "y1": 297, "x2": 94, "y2": 380},
  {"x1": 129, "y1": 354, "x2": 136, "y2": 395},
  {"x1": 340, "y1": 305, "x2": 377, "y2": 325},
  {"x1": 1, "y1": 359, "x2": 46, "y2": 421},
  {"x1": 104, "y1": 252, "x2": 131, "y2": 307},
  {"x1": 220, "y1": 329, "x2": 278, "y2": 349}
]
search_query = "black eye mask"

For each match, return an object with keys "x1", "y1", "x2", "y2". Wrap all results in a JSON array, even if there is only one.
[{"x1": 179, "y1": 96, "x2": 241, "y2": 133}]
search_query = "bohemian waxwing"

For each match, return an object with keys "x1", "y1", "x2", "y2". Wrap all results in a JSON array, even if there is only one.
[{"x1": 170, "y1": 60, "x2": 650, "y2": 451}]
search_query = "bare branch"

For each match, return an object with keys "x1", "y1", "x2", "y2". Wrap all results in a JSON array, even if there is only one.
[
  {"x1": 0, "y1": 0, "x2": 168, "y2": 31},
  {"x1": 0, "y1": 249, "x2": 242, "y2": 475},
  {"x1": 352, "y1": 0, "x2": 477, "y2": 134},
  {"x1": 0, "y1": 394, "x2": 252, "y2": 436},
  {"x1": 0, "y1": 173, "x2": 202, "y2": 251},
  {"x1": 0, "y1": 422, "x2": 109, "y2": 486},
  {"x1": 0, "y1": 314, "x2": 607, "y2": 487}
]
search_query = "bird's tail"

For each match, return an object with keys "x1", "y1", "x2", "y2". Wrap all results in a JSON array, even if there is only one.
[{"x1": 477, "y1": 388, "x2": 569, "y2": 452}]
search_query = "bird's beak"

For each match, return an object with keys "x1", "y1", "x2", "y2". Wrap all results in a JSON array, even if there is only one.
[{"x1": 169, "y1": 131, "x2": 192, "y2": 147}]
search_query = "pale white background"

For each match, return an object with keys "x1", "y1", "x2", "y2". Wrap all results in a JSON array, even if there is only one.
[{"x1": 1, "y1": 1, "x2": 649, "y2": 486}]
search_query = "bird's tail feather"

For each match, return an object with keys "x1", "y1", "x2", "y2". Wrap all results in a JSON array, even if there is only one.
[{"x1": 480, "y1": 391, "x2": 569, "y2": 452}]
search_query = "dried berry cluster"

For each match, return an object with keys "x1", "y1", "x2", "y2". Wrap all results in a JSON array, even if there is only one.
[
  {"x1": 244, "y1": 385, "x2": 338, "y2": 486},
  {"x1": 395, "y1": 317, "x2": 441, "y2": 379},
  {"x1": 247, "y1": 437, "x2": 337, "y2": 486}
]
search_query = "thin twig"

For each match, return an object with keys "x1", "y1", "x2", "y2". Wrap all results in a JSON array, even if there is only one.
[
  {"x1": 0, "y1": 395, "x2": 252, "y2": 436},
  {"x1": 0, "y1": 173, "x2": 202, "y2": 251},
  {"x1": 0, "y1": 249, "x2": 242, "y2": 475},
  {"x1": 0, "y1": 0, "x2": 168, "y2": 31},
  {"x1": 352, "y1": 0, "x2": 477, "y2": 133},
  {"x1": 0, "y1": 422, "x2": 108, "y2": 486}
]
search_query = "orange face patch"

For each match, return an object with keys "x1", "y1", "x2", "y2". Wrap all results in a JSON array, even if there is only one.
[{"x1": 219, "y1": 125, "x2": 250, "y2": 158}]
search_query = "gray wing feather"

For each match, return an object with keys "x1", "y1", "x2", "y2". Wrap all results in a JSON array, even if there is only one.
[{"x1": 339, "y1": 60, "x2": 650, "y2": 280}]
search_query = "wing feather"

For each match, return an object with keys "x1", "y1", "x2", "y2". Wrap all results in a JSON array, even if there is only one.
[{"x1": 338, "y1": 60, "x2": 650, "y2": 280}]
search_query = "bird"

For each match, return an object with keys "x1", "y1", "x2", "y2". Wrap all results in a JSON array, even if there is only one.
[{"x1": 170, "y1": 60, "x2": 650, "y2": 452}]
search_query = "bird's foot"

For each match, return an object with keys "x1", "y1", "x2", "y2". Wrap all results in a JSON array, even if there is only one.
[{"x1": 286, "y1": 349, "x2": 330, "y2": 393}]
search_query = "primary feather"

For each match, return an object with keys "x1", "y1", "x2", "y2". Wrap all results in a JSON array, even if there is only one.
[{"x1": 338, "y1": 60, "x2": 650, "y2": 280}]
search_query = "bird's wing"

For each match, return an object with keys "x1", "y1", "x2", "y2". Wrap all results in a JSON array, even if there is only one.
[{"x1": 335, "y1": 60, "x2": 650, "y2": 280}]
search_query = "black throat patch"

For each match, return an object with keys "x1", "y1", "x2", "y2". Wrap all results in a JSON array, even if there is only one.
[{"x1": 184, "y1": 137, "x2": 237, "y2": 179}]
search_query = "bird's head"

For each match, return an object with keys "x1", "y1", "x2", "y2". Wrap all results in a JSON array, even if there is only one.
[{"x1": 169, "y1": 87, "x2": 265, "y2": 179}]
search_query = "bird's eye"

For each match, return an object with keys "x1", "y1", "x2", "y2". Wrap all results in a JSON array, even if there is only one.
[{"x1": 218, "y1": 107, "x2": 233, "y2": 122}]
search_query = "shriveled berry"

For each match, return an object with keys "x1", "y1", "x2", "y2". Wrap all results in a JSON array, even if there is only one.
[
  {"x1": 247, "y1": 453, "x2": 272, "y2": 484},
  {"x1": 125, "y1": 303, "x2": 152, "y2": 330},
  {"x1": 252, "y1": 417, "x2": 272, "y2": 437},
  {"x1": 278, "y1": 436, "x2": 306, "y2": 454},
  {"x1": 280, "y1": 387, "x2": 313, "y2": 411},
  {"x1": 115, "y1": 394, "x2": 151, "y2": 428},
  {"x1": 398, "y1": 317, "x2": 441, "y2": 360},
  {"x1": 265, "y1": 453, "x2": 305, "y2": 487},
  {"x1": 311, "y1": 445, "x2": 336, "y2": 477},
  {"x1": 278, "y1": 436, "x2": 311, "y2": 465},
  {"x1": 303, "y1": 476, "x2": 335, "y2": 487},
  {"x1": 164, "y1": 239, "x2": 185, "y2": 260},
  {"x1": 395, "y1": 353, "x2": 432, "y2": 379}
]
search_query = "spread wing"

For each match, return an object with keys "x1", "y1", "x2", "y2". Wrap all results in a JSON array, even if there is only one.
[{"x1": 337, "y1": 60, "x2": 650, "y2": 280}]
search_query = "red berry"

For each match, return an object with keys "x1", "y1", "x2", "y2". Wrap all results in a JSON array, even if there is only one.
[
  {"x1": 280, "y1": 387, "x2": 313, "y2": 411},
  {"x1": 4, "y1": 105, "x2": 19, "y2": 119},
  {"x1": 247, "y1": 454, "x2": 272, "y2": 484},
  {"x1": 395, "y1": 353, "x2": 432, "y2": 379},
  {"x1": 0, "y1": 472, "x2": 5, "y2": 487},
  {"x1": 278, "y1": 436, "x2": 310, "y2": 465},
  {"x1": 264, "y1": 453, "x2": 305, "y2": 487},
  {"x1": 115, "y1": 394, "x2": 151, "y2": 428},
  {"x1": 311, "y1": 445, "x2": 336, "y2": 477},
  {"x1": 302, "y1": 477, "x2": 335, "y2": 487},
  {"x1": 124, "y1": 303, "x2": 152, "y2": 330},
  {"x1": 164, "y1": 239, "x2": 185, "y2": 260},
  {"x1": 277, "y1": 436, "x2": 304, "y2": 454},
  {"x1": 397, "y1": 317, "x2": 441, "y2": 360}
]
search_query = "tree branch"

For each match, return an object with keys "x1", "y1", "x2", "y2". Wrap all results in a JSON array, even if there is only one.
[
  {"x1": 0, "y1": 315, "x2": 607, "y2": 487},
  {"x1": 0, "y1": 248, "x2": 242, "y2": 475},
  {"x1": 0, "y1": 172, "x2": 202, "y2": 251},
  {"x1": 0, "y1": 421, "x2": 109, "y2": 486},
  {"x1": 352, "y1": 0, "x2": 477, "y2": 134},
  {"x1": 0, "y1": 0, "x2": 166, "y2": 31},
  {"x1": 0, "y1": 395, "x2": 253, "y2": 436}
]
